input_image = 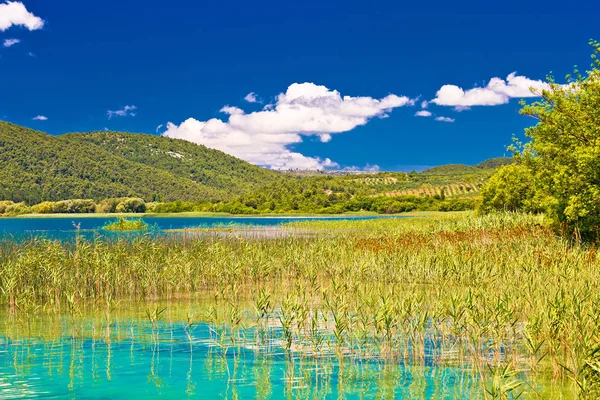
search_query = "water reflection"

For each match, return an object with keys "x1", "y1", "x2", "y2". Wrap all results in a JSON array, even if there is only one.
[
  {"x1": 0, "y1": 315, "x2": 480, "y2": 399},
  {"x1": 0, "y1": 215, "x2": 402, "y2": 241}
]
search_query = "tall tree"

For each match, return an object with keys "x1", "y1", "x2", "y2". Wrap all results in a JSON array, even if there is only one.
[{"x1": 515, "y1": 40, "x2": 600, "y2": 240}]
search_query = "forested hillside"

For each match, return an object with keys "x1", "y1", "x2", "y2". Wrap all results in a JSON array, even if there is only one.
[
  {"x1": 0, "y1": 121, "x2": 272, "y2": 203},
  {"x1": 0, "y1": 121, "x2": 511, "y2": 209},
  {"x1": 63, "y1": 131, "x2": 279, "y2": 194}
]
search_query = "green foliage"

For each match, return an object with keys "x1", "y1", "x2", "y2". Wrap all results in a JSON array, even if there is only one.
[
  {"x1": 0, "y1": 201, "x2": 15, "y2": 214},
  {"x1": 31, "y1": 199, "x2": 96, "y2": 214},
  {"x1": 493, "y1": 40, "x2": 600, "y2": 240},
  {"x1": 436, "y1": 197, "x2": 477, "y2": 211},
  {"x1": 0, "y1": 121, "x2": 276, "y2": 204},
  {"x1": 63, "y1": 131, "x2": 279, "y2": 196},
  {"x1": 0, "y1": 201, "x2": 30, "y2": 215},
  {"x1": 150, "y1": 200, "x2": 213, "y2": 213},
  {"x1": 478, "y1": 164, "x2": 542, "y2": 214},
  {"x1": 96, "y1": 197, "x2": 147, "y2": 213},
  {"x1": 475, "y1": 157, "x2": 516, "y2": 169},
  {"x1": 0, "y1": 120, "x2": 506, "y2": 215},
  {"x1": 102, "y1": 218, "x2": 148, "y2": 231}
]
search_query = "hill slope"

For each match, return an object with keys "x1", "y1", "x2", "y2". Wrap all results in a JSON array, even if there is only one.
[
  {"x1": 63, "y1": 131, "x2": 278, "y2": 194},
  {"x1": 0, "y1": 121, "x2": 276, "y2": 203}
]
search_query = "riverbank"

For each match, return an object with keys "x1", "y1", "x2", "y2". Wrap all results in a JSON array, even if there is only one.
[{"x1": 2, "y1": 210, "x2": 401, "y2": 219}]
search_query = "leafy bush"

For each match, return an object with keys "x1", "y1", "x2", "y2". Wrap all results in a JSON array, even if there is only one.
[
  {"x1": 478, "y1": 165, "x2": 542, "y2": 214},
  {"x1": 437, "y1": 198, "x2": 477, "y2": 212},
  {"x1": 96, "y1": 198, "x2": 146, "y2": 213},
  {"x1": 1, "y1": 202, "x2": 31, "y2": 215},
  {"x1": 0, "y1": 201, "x2": 15, "y2": 214},
  {"x1": 31, "y1": 199, "x2": 96, "y2": 214},
  {"x1": 481, "y1": 41, "x2": 600, "y2": 241}
]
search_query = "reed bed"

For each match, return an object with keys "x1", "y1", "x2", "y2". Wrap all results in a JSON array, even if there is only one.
[
  {"x1": 0, "y1": 212, "x2": 597, "y2": 398},
  {"x1": 102, "y1": 217, "x2": 149, "y2": 231}
]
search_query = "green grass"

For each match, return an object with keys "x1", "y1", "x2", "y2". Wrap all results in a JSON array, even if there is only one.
[{"x1": 102, "y1": 217, "x2": 148, "y2": 231}]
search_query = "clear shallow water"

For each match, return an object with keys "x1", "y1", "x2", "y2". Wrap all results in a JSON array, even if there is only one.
[
  {"x1": 0, "y1": 215, "x2": 401, "y2": 241},
  {"x1": 0, "y1": 318, "x2": 478, "y2": 399}
]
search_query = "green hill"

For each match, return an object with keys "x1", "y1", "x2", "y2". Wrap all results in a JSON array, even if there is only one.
[
  {"x1": 0, "y1": 121, "x2": 276, "y2": 204},
  {"x1": 421, "y1": 164, "x2": 478, "y2": 176},
  {"x1": 63, "y1": 131, "x2": 279, "y2": 194},
  {"x1": 475, "y1": 157, "x2": 515, "y2": 169}
]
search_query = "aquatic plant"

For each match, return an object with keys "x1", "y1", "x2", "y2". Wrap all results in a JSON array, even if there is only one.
[
  {"x1": 102, "y1": 218, "x2": 148, "y2": 231},
  {"x1": 0, "y1": 212, "x2": 596, "y2": 397}
]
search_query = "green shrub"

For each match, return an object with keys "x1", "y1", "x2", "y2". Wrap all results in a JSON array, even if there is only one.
[
  {"x1": 478, "y1": 165, "x2": 545, "y2": 215},
  {"x1": 0, "y1": 201, "x2": 15, "y2": 214},
  {"x1": 2, "y1": 202, "x2": 31, "y2": 215},
  {"x1": 96, "y1": 198, "x2": 146, "y2": 213}
]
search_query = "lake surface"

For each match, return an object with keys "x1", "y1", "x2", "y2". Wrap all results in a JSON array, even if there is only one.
[
  {"x1": 0, "y1": 215, "x2": 400, "y2": 241},
  {"x1": 0, "y1": 317, "x2": 479, "y2": 399}
]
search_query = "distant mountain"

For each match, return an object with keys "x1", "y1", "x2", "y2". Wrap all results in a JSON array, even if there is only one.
[{"x1": 0, "y1": 121, "x2": 277, "y2": 204}]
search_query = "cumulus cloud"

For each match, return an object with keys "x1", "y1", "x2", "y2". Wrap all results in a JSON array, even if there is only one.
[
  {"x1": 220, "y1": 106, "x2": 244, "y2": 116},
  {"x1": 415, "y1": 110, "x2": 432, "y2": 117},
  {"x1": 432, "y1": 72, "x2": 550, "y2": 108},
  {"x1": 244, "y1": 92, "x2": 259, "y2": 103},
  {"x1": 343, "y1": 164, "x2": 380, "y2": 172},
  {"x1": 435, "y1": 116, "x2": 455, "y2": 123},
  {"x1": 0, "y1": 1, "x2": 44, "y2": 31},
  {"x1": 364, "y1": 164, "x2": 380, "y2": 172},
  {"x1": 421, "y1": 100, "x2": 429, "y2": 109},
  {"x1": 32, "y1": 115, "x2": 47, "y2": 120},
  {"x1": 163, "y1": 82, "x2": 412, "y2": 170},
  {"x1": 107, "y1": 105, "x2": 137, "y2": 119},
  {"x1": 3, "y1": 38, "x2": 20, "y2": 47}
]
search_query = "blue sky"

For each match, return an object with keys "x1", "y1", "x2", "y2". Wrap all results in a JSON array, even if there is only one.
[{"x1": 1, "y1": 0, "x2": 598, "y2": 170}]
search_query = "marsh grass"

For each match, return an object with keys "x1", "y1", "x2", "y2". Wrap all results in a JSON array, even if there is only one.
[
  {"x1": 0, "y1": 212, "x2": 596, "y2": 398},
  {"x1": 102, "y1": 217, "x2": 149, "y2": 231}
]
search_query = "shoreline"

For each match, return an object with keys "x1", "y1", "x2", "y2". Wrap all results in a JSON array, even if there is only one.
[{"x1": 1, "y1": 211, "x2": 415, "y2": 219}]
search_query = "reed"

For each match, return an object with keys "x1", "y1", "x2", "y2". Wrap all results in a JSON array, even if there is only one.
[
  {"x1": 0, "y1": 211, "x2": 596, "y2": 398},
  {"x1": 102, "y1": 217, "x2": 148, "y2": 231}
]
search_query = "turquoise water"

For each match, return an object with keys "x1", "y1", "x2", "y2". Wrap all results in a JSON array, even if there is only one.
[
  {"x1": 0, "y1": 215, "x2": 401, "y2": 241},
  {"x1": 0, "y1": 318, "x2": 478, "y2": 399}
]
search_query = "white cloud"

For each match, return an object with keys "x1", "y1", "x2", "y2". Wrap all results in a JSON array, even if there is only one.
[
  {"x1": 32, "y1": 115, "x2": 47, "y2": 121},
  {"x1": 318, "y1": 133, "x2": 332, "y2": 143},
  {"x1": 415, "y1": 110, "x2": 432, "y2": 117},
  {"x1": 421, "y1": 100, "x2": 429, "y2": 109},
  {"x1": 244, "y1": 92, "x2": 258, "y2": 103},
  {"x1": 3, "y1": 38, "x2": 20, "y2": 47},
  {"x1": 435, "y1": 116, "x2": 455, "y2": 122},
  {"x1": 156, "y1": 124, "x2": 163, "y2": 133},
  {"x1": 220, "y1": 106, "x2": 244, "y2": 116},
  {"x1": 163, "y1": 82, "x2": 412, "y2": 170},
  {"x1": 343, "y1": 163, "x2": 380, "y2": 172},
  {"x1": 0, "y1": 1, "x2": 44, "y2": 31},
  {"x1": 432, "y1": 72, "x2": 550, "y2": 107},
  {"x1": 107, "y1": 105, "x2": 137, "y2": 119}
]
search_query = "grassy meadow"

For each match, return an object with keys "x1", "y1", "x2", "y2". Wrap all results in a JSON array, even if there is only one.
[{"x1": 0, "y1": 212, "x2": 597, "y2": 398}]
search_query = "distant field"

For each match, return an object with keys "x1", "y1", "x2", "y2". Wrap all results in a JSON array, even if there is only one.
[{"x1": 377, "y1": 183, "x2": 480, "y2": 198}]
